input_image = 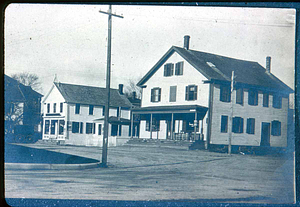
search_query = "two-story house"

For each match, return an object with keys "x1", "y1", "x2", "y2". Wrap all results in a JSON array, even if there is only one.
[
  {"x1": 42, "y1": 81, "x2": 132, "y2": 147},
  {"x1": 5, "y1": 74, "x2": 43, "y2": 142},
  {"x1": 132, "y1": 36, "x2": 293, "y2": 150}
]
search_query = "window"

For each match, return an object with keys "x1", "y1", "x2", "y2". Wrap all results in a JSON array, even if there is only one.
[
  {"x1": 271, "y1": 120, "x2": 281, "y2": 136},
  {"x1": 151, "y1": 88, "x2": 161, "y2": 102},
  {"x1": 50, "y1": 120, "x2": 57, "y2": 135},
  {"x1": 102, "y1": 106, "x2": 105, "y2": 116},
  {"x1": 47, "y1": 103, "x2": 50, "y2": 113},
  {"x1": 111, "y1": 124, "x2": 118, "y2": 136},
  {"x1": 53, "y1": 103, "x2": 56, "y2": 113},
  {"x1": 75, "y1": 103, "x2": 80, "y2": 114},
  {"x1": 221, "y1": 115, "x2": 228, "y2": 133},
  {"x1": 44, "y1": 120, "x2": 50, "y2": 134},
  {"x1": 89, "y1": 105, "x2": 94, "y2": 115},
  {"x1": 232, "y1": 117, "x2": 243, "y2": 133},
  {"x1": 185, "y1": 85, "x2": 198, "y2": 101},
  {"x1": 59, "y1": 120, "x2": 65, "y2": 135},
  {"x1": 263, "y1": 93, "x2": 269, "y2": 107},
  {"x1": 220, "y1": 85, "x2": 231, "y2": 102},
  {"x1": 248, "y1": 90, "x2": 258, "y2": 106},
  {"x1": 145, "y1": 119, "x2": 160, "y2": 131},
  {"x1": 60, "y1": 103, "x2": 63, "y2": 113},
  {"x1": 273, "y1": 94, "x2": 282, "y2": 109},
  {"x1": 175, "y1": 61, "x2": 184, "y2": 75},
  {"x1": 236, "y1": 88, "x2": 243, "y2": 105},
  {"x1": 86, "y1": 123, "x2": 93, "y2": 134},
  {"x1": 246, "y1": 118, "x2": 255, "y2": 134},
  {"x1": 72, "y1": 122, "x2": 80, "y2": 133},
  {"x1": 169, "y1": 86, "x2": 177, "y2": 102},
  {"x1": 164, "y1": 63, "x2": 174, "y2": 77},
  {"x1": 80, "y1": 122, "x2": 83, "y2": 134},
  {"x1": 98, "y1": 124, "x2": 102, "y2": 135}
]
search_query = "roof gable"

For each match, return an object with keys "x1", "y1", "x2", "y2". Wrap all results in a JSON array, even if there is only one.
[
  {"x1": 137, "y1": 46, "x2": 293, "y2": 93},
  {"x1": 54, "y1": 82, "x2": 132, "y2": 108},
  {"x1": 5, "y1": 75, "x2": 43, "y2": 102}
]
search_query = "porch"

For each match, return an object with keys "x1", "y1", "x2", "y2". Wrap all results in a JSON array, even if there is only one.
[{"x1": 131, "y1": 105, "x2": 208, "y2": 142}]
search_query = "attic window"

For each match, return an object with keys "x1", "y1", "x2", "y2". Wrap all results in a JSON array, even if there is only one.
[{"x1": 164, "y1": 63, "x2": 174, "y2": 77}]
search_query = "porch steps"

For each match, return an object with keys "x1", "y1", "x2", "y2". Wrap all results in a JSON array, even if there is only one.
[
  {"x1": 36, "y1": 139, "x2": 65, "y2": 145},
  {"x1": 125, "y1": 138, "x2": 205, "y2": 150}
]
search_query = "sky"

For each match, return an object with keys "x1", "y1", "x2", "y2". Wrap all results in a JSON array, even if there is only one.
[{"x1": 4, "y1": 4, "x2": 296, "y2": 96}]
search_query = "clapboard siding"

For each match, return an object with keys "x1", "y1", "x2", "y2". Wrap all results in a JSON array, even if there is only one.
[{"x1": 210, "y1": 84, "x2": 288, "y2": 147}]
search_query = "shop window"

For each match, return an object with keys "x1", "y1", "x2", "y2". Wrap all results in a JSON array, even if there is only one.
[{"x1": 44, "y1": 120, "x2": 50, "y2": 134}]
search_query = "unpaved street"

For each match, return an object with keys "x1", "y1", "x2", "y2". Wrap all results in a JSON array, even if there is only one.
[{"x1": 5, "y1": 143, "x2": 294, "y2": 204}]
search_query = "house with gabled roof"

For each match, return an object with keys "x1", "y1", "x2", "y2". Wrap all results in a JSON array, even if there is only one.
[
  {"x1": 132, "y1": 36, "x2": 293, "y2": 150},
  {"x1": 5, "y1": 74, "x2": 43, "y2": 141},
  {"x1": 42, "y1": 81, "x2": 132, "y2": 146}
]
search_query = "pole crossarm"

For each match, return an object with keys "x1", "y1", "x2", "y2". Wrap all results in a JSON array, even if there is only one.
[{"x1": 99, "y1": 10, "x2": 124, "y2": 18}]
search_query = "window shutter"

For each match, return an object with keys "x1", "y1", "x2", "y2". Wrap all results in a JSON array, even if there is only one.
[
  {"x1": 194, "y1": 86, "x2": 198, "y2": 100},
  {"x1": 240, "y1": 118, "x2": 244, "y2": 133},
  {"x1": 151, "y1": 89, "x2": 154, "y2": 102},
  {"x1": 158, "y1": 88, "x2": 161, "y2": 102},
  {"x1": 171, "y1": 64, "x2": 174, "y2": 76},
  {"x1": 164, "y1": 65, "x2": 167, "y2": 76},
  {"x1": 185, "y1": 86, "x2": 189, "y2": 100}
]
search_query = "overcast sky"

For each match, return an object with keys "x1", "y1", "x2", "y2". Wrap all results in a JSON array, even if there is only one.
[{"x1": 4, "y1": 4, "x2": 296, "y2": 95}]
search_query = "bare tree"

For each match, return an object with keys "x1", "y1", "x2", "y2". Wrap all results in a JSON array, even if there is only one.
[
  {"x1": 11, "y1": 72, "x2": 42, "y2": 93},
  {"x1": 124, "y1": 78, "x2": 142, "y2": 99}
]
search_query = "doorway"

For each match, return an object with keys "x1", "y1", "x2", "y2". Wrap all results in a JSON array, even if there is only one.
[{"x1": 261, "y1": 122, "x2": 270, "y2": 146}]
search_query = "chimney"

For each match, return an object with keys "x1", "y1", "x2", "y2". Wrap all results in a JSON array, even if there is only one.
[
  {"x1": 118, "y1": 84, "x2": 124, "y2": 95},
  {"x1": 132, "y1": 91, "x2": 136, "y2": 100},
  {"x1": 184, "y1": 35, "x2": 190, "y2": 50},
  {"x1": 266, "y1": 56, "x2": 271, "y2": 73}
]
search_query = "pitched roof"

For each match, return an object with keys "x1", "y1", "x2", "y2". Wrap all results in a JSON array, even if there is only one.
[
  {"x1": 137, "y1": 46, "x2": 293, "y2": 93},
  {"x1": 54, "y1": 82, "x2": 132, "y2": 108},
  {"x1": 4, "y1": 75, "x2": 43, "y2": 102}
]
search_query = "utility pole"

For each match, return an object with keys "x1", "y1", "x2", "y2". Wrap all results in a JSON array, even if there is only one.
[
  {"x1": 99, "y1": 5, "x2": 123, "y2": 167},
  {"x1": 228, "y1": 71, "x2": 235, "y2": 155}
]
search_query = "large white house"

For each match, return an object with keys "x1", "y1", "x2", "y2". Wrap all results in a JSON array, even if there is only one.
[
  {"x1": 132, "y1": 36, "x2": 293, "y2": 150},
  {"x1": 42, "y1": 81, "x2": 132, "y2": 147}
]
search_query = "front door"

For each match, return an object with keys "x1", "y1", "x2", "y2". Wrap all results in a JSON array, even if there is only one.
[{"x1": 261, "y1": 122, "x2": 270, "y2": 146}]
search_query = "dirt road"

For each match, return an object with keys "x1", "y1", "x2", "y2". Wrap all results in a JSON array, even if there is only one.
[{"x1": 5, "y1": 143, "x2": 295, "y2": 204}]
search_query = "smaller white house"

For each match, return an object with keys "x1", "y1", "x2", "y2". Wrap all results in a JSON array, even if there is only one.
[{"x1": 42, "y1": 81, "x2": 132, "y2": 147}]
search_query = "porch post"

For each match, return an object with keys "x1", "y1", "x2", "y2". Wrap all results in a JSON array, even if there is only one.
[
  {"x1": 150, "y1": 113, "x2": 153, "y2": 139},
  {"x1": 194, "y1": 112, "x2": 197, "y2": 141},
  {"x1": 171, "y1": 113, "x2": 174, "y2": 140},
  {"x1": 130, "y1": 112, "x2": 134, "y2": 138}
]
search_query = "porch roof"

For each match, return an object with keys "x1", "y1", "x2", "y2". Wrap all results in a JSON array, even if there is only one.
[
  {"x1": 131, "y1": 105, "x2": 208, "y2": 114},
  {"x1": 93, "y1": 116, "x2": 137, "y2": 125}
]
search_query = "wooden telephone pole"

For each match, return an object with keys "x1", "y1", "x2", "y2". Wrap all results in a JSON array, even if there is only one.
[
  {"x1": 99, "y1": 5, "x2": 123, "y2": 167},
  {"x1": 228, "y1": 71, "x2": 235, "y2": 155}
]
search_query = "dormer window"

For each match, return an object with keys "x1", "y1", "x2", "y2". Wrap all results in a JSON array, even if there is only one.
[
  {"x1": 164, "y1": 63, "x2": 174, "y2": 77},
  {"x1": 175, "y1": 62, "x2": 184, "y2": 75}
]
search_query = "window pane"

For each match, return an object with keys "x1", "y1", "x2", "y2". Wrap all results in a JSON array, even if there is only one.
[
  {"x1": 248, "y1": 90, "x2": 258, "y2": 106},
  {"x1": 246, "y1": 118, "x2": 255, "y2": 134},
  {"x1": 75, "y1": 104, "x2": 80, "y2": 114},
  {"x1": 72, "y1": 122, "x2": 79, "y2": 133},
  {"x1": 59, "y1": 120, "x2": 65, "y2": 135},
  {"x1": 60, "y1": 103, "x2": 63, "y2": 112},
  {"x1": 98, "y1": 124, "x2": 102, "y2": 135},
  {"x1": 86, "y1": 123, "x2": 93, "y2": 134},
  {"x1": 220, "y1": 86, "x2": 231, "y2": 102},
  {"x1": 89, "y1": 105, "x2": 94, "y2": 115},
  {"x1": 45, "y1": 120, "x2": 50, "y2": 134}
]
